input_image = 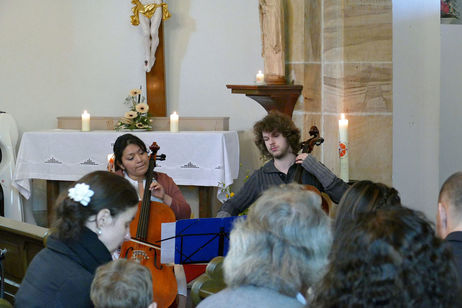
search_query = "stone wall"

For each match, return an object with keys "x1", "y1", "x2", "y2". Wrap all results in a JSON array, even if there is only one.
[{"x1": 287, "y1": 0, "x2": 392, "y2": 184}]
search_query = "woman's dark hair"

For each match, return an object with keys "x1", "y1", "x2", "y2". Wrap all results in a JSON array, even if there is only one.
[
  {"x1": 253, "y1": 111, "x2": 301, "y2": 160},
  {"x1": 53, "y1": 171, "x2": 138, "y2": 241},
  {"x1": 334, "y1": 180, "x2": 401, "y2": 235},
  {"x1": 113, "y1": 134, "x2": 147, "y2": 171},
  {"x1": 311, "y1": 207, "x2": 459, "y2": 307}
]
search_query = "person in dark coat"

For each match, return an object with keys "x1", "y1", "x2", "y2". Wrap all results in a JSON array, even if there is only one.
[
  {"x1": 15, "y1": 171, "x2": 139, "y2": 308},
  {"x1": 438, "y1": 171, "x2": 462, "y2": 283}
]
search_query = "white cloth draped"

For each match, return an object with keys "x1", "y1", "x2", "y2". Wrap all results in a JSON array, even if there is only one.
[{"x1": 13, "y1": 130, "x2": 240, "y2": 200}]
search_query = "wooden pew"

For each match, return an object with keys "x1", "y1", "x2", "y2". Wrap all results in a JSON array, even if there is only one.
[
  {"x1": 190, "y1": 257, "x2": 226, "y2": 306},
  {"x1": 0, "y1": 217, "x2": 49, "y2": 304}
]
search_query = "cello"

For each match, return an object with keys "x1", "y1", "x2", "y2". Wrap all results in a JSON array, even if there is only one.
[
  {"x1": 120, "y1": 142, "x2": 177, "y2": 308},
  {"x1": 294, "y1": 126, "x2": 330, "y2": 214}
]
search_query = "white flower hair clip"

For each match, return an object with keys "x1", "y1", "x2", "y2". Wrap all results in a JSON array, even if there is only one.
[{"x1": 68, "y1": 183, "x2": 94, "y2": 206}]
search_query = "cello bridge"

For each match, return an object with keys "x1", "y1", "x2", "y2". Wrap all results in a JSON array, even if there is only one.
[{"x1": 130, "y1": 250, "x2": 150, "y2": 263}]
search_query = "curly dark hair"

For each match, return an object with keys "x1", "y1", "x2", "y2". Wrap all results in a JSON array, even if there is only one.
[
  {"x1": 311, "y1": 207, "x2": 459, "y2": 307},
  {"x1": 53, "y1": 171, "x2": 139, "y2": 241},
  {"x1": 334, "y1": 180, "x2": 401, "y2": 235},
  {"x1": 113, "y1": 133, "x2": 148, "y2": 172},
  {"x1": 253, "y1": 111, "x2": 301, "y2": 159}
]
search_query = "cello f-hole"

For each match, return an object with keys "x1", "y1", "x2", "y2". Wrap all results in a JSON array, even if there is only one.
[
  {"x1": 152, "y1": 248, "x2": 163, "y2": 270},
  {"x1": 123, "y1": 246, "x2": 134, "y2": 258}
]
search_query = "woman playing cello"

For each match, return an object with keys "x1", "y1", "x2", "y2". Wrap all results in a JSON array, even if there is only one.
[
  {"x1": 112, "y1": 133, "x2": 191, "y2": 220},
  {"x1": 111, "y1": 133, "x2": 191, "y2": 307}
]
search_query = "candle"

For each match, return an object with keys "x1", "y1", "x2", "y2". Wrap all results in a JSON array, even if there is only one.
[
  {"x1": 107, "y1": 153, "x2": 114, "y2": 164},
  {"x1": 107, "y1": 153, "x2": 115, "y2": 171},
  {"x1": 170, "y1": 111, "x2": 179, "y2": 132},
  {"x1": 81, "y1": 110, "x2": 90, "y2": 132},
  {"x1": 256, "y1": 70, "x2": 264, "y2": 85},
  {"x1": 339, "y1": 113, "x2": 349, "y2": 182}
]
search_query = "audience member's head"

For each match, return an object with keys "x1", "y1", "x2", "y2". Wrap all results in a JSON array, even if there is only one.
[
  {"x1": 224, "y1": 183, "x2": 331, "y2": 297},
  {"x1": 438, "y1": 171, "x2": 462, "y2": 238},
  {"x1": 253, "y1": 111, "x2": 301, "y2": 159},
  {"x1": 312, "y1": 207, "x2": 458, "y2": 307},
  {"x1": 53, "y1": 171, "x2": 138, "y2": 249},
  {"x1": 91, "y1": 259, "x2": 156, "y2": 308},
  {"x1": 334, "y1": 180, "x2": 401, "y2": 235}
]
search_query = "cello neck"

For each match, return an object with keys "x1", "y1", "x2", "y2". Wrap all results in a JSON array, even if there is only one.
[
  {"x1": 136, "y1": 155, "x2": 155, "y2": 241},
  {"x1": 136, "y1": 143, "x2": 161, "y2": 241}
]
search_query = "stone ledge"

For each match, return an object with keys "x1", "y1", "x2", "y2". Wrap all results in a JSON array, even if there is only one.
[{"x1": 57, "y1": 116, "x2": 230, "y2": 131}]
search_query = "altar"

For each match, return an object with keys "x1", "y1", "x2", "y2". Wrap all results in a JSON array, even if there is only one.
[{"x1": 13, "y1": 130, "x2": 240, "y2": 221}]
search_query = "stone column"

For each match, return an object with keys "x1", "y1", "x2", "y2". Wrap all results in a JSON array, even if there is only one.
[{"x1": 287, "y1": 0, "x2": 392, "y2": 184}]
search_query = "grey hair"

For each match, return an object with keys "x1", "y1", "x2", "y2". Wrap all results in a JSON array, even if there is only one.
[{"x1": 223, "y1": 183, "x2": 332, "y2": 297}]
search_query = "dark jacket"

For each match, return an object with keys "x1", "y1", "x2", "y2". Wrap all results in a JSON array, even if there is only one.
[
  {"x1": 15, "y1": 228, "x2": 112, "y2": 308},
  {"x1": 446, "y1": 231, "x2": 462, "y2": 284}
]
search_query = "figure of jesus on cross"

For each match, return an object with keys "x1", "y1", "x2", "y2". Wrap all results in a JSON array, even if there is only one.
[{"x1": 131, "y1": 0, "x2": 171, "y2": 72}]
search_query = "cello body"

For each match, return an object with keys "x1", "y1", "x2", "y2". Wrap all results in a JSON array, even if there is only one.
[
  {"x1": 120, "y1": 142, "x2": 177, "y2": 308},
  {"x1": 120, "y1": 201, "x2": 177, "y2": 308}
]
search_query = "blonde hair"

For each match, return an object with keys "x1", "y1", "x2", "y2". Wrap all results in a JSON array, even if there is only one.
[{"x1": 91, "y1": 259, "x2": 153, "y2": 308}]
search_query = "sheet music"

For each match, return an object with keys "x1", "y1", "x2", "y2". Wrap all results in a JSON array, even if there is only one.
[{"x1": 161, "y1": 222, "x2": 176, "y2": 264}]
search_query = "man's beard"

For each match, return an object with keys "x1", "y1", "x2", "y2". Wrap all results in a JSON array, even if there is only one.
[{"x1": 272, "y1": 145, "x2": 291, "y2": 160}]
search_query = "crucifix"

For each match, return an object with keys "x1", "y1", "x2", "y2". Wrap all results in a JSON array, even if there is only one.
[{"x1": 130, "y1": 0, "x2": 169, "y2": 116}]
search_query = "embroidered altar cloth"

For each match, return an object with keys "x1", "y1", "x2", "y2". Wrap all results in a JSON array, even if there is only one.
[{"x1": 13, "y1": 130, "x2": 239, "y2": 199}]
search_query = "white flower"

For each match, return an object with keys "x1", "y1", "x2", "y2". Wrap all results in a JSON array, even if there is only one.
[
  {"x1": 68, "y1": 183, "x2": 94, "y2": 206},
  {"x1": 125, "y1": 111, "x2": 138, "y2": 119},
  {"x1": 129, "y1": 88, "x2": 142, "y2": 97},
  {"x1": 135, "y1": 103, "x2": 149, "y2": 113},
  {"x1": 136, "y1": 122, "x2": 146, "y2": 128}
]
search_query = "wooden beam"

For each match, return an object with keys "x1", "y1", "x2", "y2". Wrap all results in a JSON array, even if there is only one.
[{"x1": 146, "y1": 21, "x2": 167, "y2": 117}]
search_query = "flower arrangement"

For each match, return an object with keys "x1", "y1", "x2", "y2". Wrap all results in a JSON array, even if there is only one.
[
  {"x1": 219, "y1": 164, "x2": 251, "y2": 201},
  {"x1": 219, "y1": 182, "x2": 235, "y2": 201},
  {"x1": 115, "y1": 88, "x2": 152, "y2": 131},
  {"x1": 441, "y1": 0, "x2": 459, "y2": 18}
]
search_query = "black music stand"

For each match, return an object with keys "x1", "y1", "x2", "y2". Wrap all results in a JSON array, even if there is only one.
[{"x1": 160, "y1": 216, "x2": 242, "y2": 265}]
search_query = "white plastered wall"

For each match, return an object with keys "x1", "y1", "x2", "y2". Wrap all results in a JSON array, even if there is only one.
[{"x1": 393, "y1": 0, "x2": 440, "y2": 221}]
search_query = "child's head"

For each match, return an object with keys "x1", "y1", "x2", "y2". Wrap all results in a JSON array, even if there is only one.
[{"x1": 91, "y1": 259, "x2": 155, "y2": 308}]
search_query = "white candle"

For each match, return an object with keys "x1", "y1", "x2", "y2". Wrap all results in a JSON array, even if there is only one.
[
  {"x1": 170, "y1": 111, "x2": 179, "y2": 132},
  {"x1": 81, "y1": 110, "x2": 90, "y2": 132},
  {"x1": 256, "y1": 70, "x2": 264, "y2": 85},
  {"x1": 339, "y1": 113, "x2": 349, "y2": 182}
]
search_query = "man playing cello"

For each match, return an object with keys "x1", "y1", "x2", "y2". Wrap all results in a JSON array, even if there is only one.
[{"x1": 217, "y1": 111, "x2": 349, "y2": 217}]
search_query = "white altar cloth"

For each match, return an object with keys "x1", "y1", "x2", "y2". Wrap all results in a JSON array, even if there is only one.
[{"x1": 13, "y1": 130, "x2": 240, "y2": 199}]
